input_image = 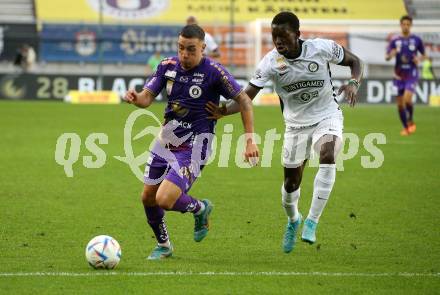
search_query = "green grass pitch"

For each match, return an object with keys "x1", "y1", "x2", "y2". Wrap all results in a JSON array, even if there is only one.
[{"x1": 0, "y1": 101, "x2": 439, "y2": 294}]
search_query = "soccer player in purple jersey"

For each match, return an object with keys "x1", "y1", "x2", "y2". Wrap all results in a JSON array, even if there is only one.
[
  {"x1": 124, "y1": 25, "x2": 259, "y2": 260},
  {"x1": 386, "y1": 15, "x2": 426, "y2": 136}
]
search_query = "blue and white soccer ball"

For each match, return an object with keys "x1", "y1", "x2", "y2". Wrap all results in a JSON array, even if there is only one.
[{"x1": 85, "y1": 235, "x2": 121, "y2": 269}]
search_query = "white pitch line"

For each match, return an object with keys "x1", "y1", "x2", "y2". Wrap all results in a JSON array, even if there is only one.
[{"x1": 0, "y1": 272, "x2": 438, "y2": 278}]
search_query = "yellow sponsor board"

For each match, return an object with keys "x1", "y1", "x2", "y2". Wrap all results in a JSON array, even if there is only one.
[
  {"x1": 66, "y1": 91, "x2": 120, "y2": 104},
  {"x1": 36, "y1": 0, "x2": 407, "y2": 24},
  {"x1": 429, "y1": 95, "x2": 440, "y2": 106},
  {"x1": 258, "y1": 93, "x2": 280, "y2": 106}
]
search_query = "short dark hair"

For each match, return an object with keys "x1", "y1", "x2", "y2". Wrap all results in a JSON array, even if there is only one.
[
  {"x1": 400, "y1": 15, "x2": 413, "y2": 23},
  {"x1": 180, "y1": 24, "x2": 205, "y2": 41},
  {"x1": 272, "y1": 12, "x2": 300, "y2": 32}
]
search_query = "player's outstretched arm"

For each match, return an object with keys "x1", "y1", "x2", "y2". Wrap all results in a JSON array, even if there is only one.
[
  {"x1": 338, "y1": 49, "x2": 364, "y2": 107},
  {"x1": 385, "y1": 48, "x2": 397, "y2": 61},
  {"x1": 124, "y1": 89, "x2": 155, "y2": 108},
  {"x1": 205, "y1": 84, "x2": 261, "y2": 119},
  {"x1": 234, "y1": 91, "x2": 259, "y2": 166}
]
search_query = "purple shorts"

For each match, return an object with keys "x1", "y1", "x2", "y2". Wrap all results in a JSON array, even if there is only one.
[
  {"x1": 394, "y1": 78, "x2": 418, "y2": 96},
  {"x1": 144, "y1": 148, "x2": 206, "y2": 193}
]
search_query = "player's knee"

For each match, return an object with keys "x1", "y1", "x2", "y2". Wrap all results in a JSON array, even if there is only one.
[
  {"x1": 141, "y1": 196, "x2": 156, "y2": 207},
  {"x1": 284, "y1": 177, "x2": 300, "y2": 192},
  {"x1": 320, "y1": 149, "x2": 335, "y2": 164},
  {"x1": 155, "y1": 192, "x2": 173, "y2": 210},
  {"x1": 141, "y1": 188, "x2": 157, "y2": 207},
  {"x1": 397, "y1": 99, "x2": 405, "y2": 109}
]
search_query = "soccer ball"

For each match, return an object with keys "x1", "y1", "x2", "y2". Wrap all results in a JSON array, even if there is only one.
[{"x1": 85, "y1": 235, "x2": 121, "y2": 269}]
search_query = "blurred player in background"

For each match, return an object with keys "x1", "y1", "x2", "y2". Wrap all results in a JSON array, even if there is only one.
[
  {"x1": 146, "y1": 50, "x2": 164, "y2": 75},
  {"x1": 146, "y1": 50, "x2": 165, "y2": 100},
  {"x1": 386, "y1": 15, "x2": 426, "y2": 136},
  {"x1": 125, "y1": 24, "x2": 259, "y2": 260},
  {"x1": 207, "y1": 11, "x2": 363, "y2": 253},
  {"x1": 14, "y1": 43, "x2": 36, "y2": 72},
  {"x1": 422, "y1": 57, "x2": 436, "y2": 80},
  {"x1": 186, "y1": 16, "x2": 220, "y2": 59}
]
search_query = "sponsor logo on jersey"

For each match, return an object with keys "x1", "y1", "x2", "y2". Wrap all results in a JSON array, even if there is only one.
[
  {"x1": 87, "y1": 0, "x2": 168, "y2": 20},
  {"x1": 189, "y1": 85, "x2": 202, "y2": 98},
  {"x1": 332, "y1": 42, "x2": 342, "y2": 60},
  {"x1": 308, "y1": 62, "x2": 319, "y2": 72},
  {"x1": 282, "y1": 80, "x2": 324, "y2": 92},
  {"x1": 276, "y1": 57, "x2": 288, "y2": 71},
  {"x1": 165, "y1": 70, "x2": 176, "y2": 79},
  {"x1": 221, "y1": 76, "x2": 236, "y2": 97},
  {"x1": 211, "y1": 63, "x2": 223, "y2": 72},
  {"x1": 278, "y1": 64, "x2": 287, "y2": 71},
  {"x1": 179, "y1": 76, "x2": 189, "y2": 83},
  {"x1": 212, "y1": 63, "x2": 237, "y2": 96},
  {"x1": 194, "y1": 72, "x2": 205, "y2": 78},
  {"x1": 170, "y1": 102, "x2": 189, "y2": 117},
  {"x1": 191, "y1": 78, "x2": 204, "y2": 83},
  {"x1": 293, "y1": 90, "x2": 319, "y2": 103},
  {"x1": 254, "y1": 69, "x2": 263, "y2": 79},
  {"x1": 176, "y1": 120, "x2": 192, "y2": 129}
]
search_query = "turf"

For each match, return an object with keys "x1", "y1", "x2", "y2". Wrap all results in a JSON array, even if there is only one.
[{"x1": 0, "y1": 101, "x2": 439, "y2": 294}]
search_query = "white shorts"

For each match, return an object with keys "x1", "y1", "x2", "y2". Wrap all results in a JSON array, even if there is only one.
[{"x1": 282, "y1": 112, "x2": 344, "y2": 168}]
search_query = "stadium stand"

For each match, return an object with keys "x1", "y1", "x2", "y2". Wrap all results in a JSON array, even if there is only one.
[
  {"x1": 0, "y1": 1, "x2": 438, "y2": 81},
  {"x1": 405, "y1": 0, "x2": 440, "y2": 19},
  {"x1": 0, "y1": 0, "x2": 35, "y2": 23}
]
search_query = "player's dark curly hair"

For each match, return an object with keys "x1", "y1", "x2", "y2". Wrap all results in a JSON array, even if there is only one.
[
  {"x1": 400, "y1": 15, "x2": 413, "y2": 24},
  {"x1": 180, "y1": 24, "x2": 205, "y2": 41},
  {"x1": 271, "y1": 12, "x2": 300, "y2": 32}
]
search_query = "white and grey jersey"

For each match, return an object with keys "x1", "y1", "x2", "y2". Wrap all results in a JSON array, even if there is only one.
[
  {"x1": 204, "y1": 32, "x2": 218, "y2": 55},
  {"x1": 249, "y1": 38, "x2": 344, "y2": 127}
]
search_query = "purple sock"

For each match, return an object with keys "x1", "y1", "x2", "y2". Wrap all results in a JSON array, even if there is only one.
[
  {"x1": 144, "y1": 205, "x2": 169, "y2": 244},
  {"x1": 171, "y1": 193, "x2": 201, "y2": 213},
  {"x1": 398, "y1": 108, "x2": 408, "y2": 128},
  {"x1": 406, "y1": 104, "x2": 414, "y2": 122}
]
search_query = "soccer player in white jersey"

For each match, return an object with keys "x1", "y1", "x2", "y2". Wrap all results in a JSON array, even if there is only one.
[{"x1": 206, "y1": 12, "x2": 363, "y2": 253}]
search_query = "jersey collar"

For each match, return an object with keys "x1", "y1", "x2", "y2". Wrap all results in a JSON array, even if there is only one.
[
  {"x1": 178, "y1": 57, "x2": 206, "y2": 73},
  {"x1": 284, "y1": 39, "x2": 305, "y2": 62}
]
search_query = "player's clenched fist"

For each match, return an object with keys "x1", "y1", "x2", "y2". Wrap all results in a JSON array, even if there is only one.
[
  {"x1": 123, "y1": 89, "x2": 153, "y2": 108},
  {"x1": 244, "y1": 139, "x2": 260, "y2": 167},
  {"x1": 124, "y1": 89, "x2": 138, "y2": 104}
]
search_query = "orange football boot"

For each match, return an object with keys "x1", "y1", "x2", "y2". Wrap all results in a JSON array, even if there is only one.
[
  {"x1": 400, "y1": 128, "x2": 410, "y2": 136},
  {"x1": 408, "y1": 123, "x2": 416, "y2": 134}
]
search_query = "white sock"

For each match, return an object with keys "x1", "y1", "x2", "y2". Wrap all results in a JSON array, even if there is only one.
[
  {"x1": 307, "y1": 164, "x2": 336, "y2": 223},
  {"x1": 158, "y1": 240, "x2": 171, "y2": 248},
  {"x1": 281, "y1": 184, "x2": 300, "y2": 222}
]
